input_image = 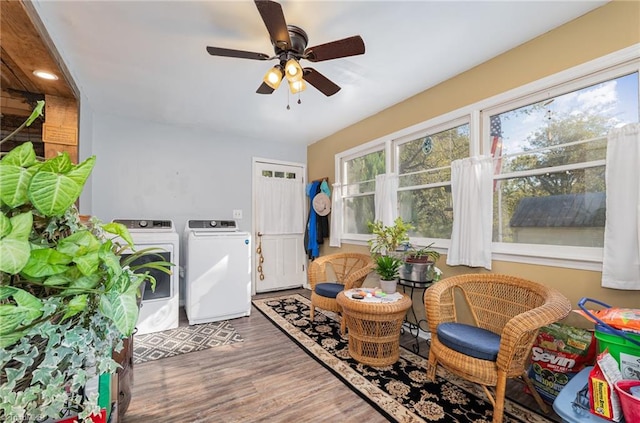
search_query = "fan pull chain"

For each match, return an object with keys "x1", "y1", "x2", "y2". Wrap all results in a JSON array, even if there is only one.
[
  {"x1": 257, "y1": 232, "x2": 265, "y2": 281},
  {"x1": 286, "y1": 90, "x2": 302, "y2": 108}
]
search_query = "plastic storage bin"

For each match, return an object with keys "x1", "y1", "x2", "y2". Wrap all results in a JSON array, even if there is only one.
[
  {"x1": 615, "y1": 380, "x2": 640, "y2": 423},
  {"x1": 578, "y1": 298, "x2": 640, "y2": 380},
  {"x1": 553, "y1": 366, "x2": 611, "y2": 423}
]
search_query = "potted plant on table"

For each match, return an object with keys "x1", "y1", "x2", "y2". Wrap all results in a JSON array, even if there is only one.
[
  {"x1": 367, "y1": 217, "x2": 413, "y2": 257},
  {"x1": 0, "y1": 102, "x2": 171, "y2": 422},
  {"x1": 373, "y1": 254, "x2": 404, "y2": 294},
  {"x1": 367, "y1": 217, "x2": 413, "y2": 293},
  {"x1": 401, "y1": 243, "x2": 441, "y2": 282}
]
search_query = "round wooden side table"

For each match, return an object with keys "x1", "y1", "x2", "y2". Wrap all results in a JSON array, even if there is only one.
[{"x1": 337, "y1": 291, "x2": 412, "y2": 367}]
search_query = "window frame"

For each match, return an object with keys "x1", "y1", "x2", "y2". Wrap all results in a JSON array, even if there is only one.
[
  {"x1": 337, "y1": 141, "x2": 389, "y2": 243},
  {"x1": 393, "y1": 115, "x2": 473, "y2": 249},
  {"x1": 481, "y1": 55, "x2": 639, "y2": 270},
  {"x1": 333, "y1": 44, "x2": 640, "y2": 271}
]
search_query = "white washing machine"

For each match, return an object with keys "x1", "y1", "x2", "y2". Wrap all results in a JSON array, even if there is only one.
[
  {"x1": 113, "y1": 219, "x2": 180, "y2": 335},
  {"x1": 184, "y1": 219, "x2": 251, "y2": 325}
]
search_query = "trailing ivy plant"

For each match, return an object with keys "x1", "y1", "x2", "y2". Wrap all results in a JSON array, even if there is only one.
[{"x1": 0, "y1": 102, "x2": 171, "y2": 422}]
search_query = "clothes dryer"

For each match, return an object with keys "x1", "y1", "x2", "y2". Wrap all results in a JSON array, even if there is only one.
[
  {"x1": 184, "y1": 220, "x2": 251, "y2": 325},
  {"x1": 113, "y1": 219, "x2": 180, "y2": 334}
]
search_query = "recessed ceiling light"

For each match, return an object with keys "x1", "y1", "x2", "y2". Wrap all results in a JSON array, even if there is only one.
[{"x1": 33, "y1": 70, "x2": 58, "y2": 80}]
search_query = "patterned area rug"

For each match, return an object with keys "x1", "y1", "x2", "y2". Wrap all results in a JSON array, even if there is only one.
[
  {"x1": 253, "y1": 294, "x2": 554, "y2": 423},
  {"x1": 133, "y1": 321, "x2": 243, "y2": 364}
]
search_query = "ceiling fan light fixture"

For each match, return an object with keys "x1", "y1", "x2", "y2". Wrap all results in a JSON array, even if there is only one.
[
  {"x1": 284, "y1": 58, "x2": 303, "y2": 82},
  {"x1": 289, "y1": 79, "x2": 306, "y2": 94},
  {"x1": 263, "y1": 65, "x2": 283, "y2": 89},
  {"x1": 206, "y1": 0, "x2": 365, "y2": 97}
]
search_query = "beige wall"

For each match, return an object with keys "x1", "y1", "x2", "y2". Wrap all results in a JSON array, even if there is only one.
[{"x1": 307, "y1": 1, "x2": 640, "y2": 317}]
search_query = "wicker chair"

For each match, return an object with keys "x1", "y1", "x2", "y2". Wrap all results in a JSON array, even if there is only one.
[
  {"x1": 308, "y1": 253, "x2": 373, "y2": 333},
  {"x1": 424, "y1": 274, "x2": 571, "y2": 423}
]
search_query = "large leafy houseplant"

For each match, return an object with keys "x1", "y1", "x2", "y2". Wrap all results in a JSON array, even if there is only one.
[
  {"x1": 368, "y1": 218, "x2": 413, "y2": 294},
  {"x1": 367, "y1": 217, "x2": 413, "y2": 257},
  {"x1": 0, "y1": 102, "x2": 171, "y2": 422}
]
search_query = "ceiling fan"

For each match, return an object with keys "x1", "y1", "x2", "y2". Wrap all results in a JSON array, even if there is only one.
[{"x1": 206, "y1": 0, "x2": 365, "y2": 97}]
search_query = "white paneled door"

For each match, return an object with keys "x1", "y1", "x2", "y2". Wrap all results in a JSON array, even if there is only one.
[{"x1": 253, "y1": 159, "x2": 306, "y2": 293}]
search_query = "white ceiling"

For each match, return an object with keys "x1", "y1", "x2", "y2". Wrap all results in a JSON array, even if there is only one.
[{"x1": 33, "y1": 0, "x2": 607, "y2": 146}]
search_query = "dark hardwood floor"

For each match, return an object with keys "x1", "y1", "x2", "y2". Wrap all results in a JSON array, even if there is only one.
[{"x1": 121, "y1": 288, "x2": 560, "y2": 423}]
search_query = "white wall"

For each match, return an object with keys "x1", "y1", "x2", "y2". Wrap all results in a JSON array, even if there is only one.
[{"x1": 89, "y1": 113, "x2": 306, "y2": 235}]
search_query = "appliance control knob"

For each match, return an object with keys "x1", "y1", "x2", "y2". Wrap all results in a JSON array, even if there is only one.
[
  {"x1": 139, "y1": 220, "x2": 148, "y2": 228},
  {"x1": 209, "y1": 220, "x2": 217, "y2": 227}
]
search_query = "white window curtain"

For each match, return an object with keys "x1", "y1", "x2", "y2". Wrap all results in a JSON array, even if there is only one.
[
  {"x1": 329, "y1": 182, "x2": 342, "y2": 247},
  {"x1": 256, "y1": 177, "x2": 304, "y2": 234},
  {"x1": 374, "y1": 173, "x2": 398, "y2": 226},
  {"x1": 602, "y1": 123, "x2": 640, "y2": 290},
  {"x1": 447, "y1": 156, "x2": 493, "y2": 269}
]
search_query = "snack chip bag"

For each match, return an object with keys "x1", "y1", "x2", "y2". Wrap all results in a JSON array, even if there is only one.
[{"x1": 575, "y1": 307, "x2": 640, "y2": 334}]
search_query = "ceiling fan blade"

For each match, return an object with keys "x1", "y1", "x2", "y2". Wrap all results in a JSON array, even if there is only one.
[
  {"x1": 256, "y1": 82, "x2": 275, "y2": 95},
  {"x1": 304, "y1": 35, "x2": 365, "y2": 62},
  {"x1": 254, "y1": 0, "x2": 292, "y2": 50},
  {"x1": 303, "y1": 68, "x2": 341, "y2": 97},
  {"x1": 206, "y1": 46, "x2": 270, "y2": 61}
]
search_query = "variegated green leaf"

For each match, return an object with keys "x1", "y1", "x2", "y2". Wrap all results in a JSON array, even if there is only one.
[
  {"x1": 28, "y1": 156, "x2": 95, "y2": 216},
  {"x1": 39, "y1": 152, "x2": 72, "y2": 173},
  {"x1": 21, "y1": 248, "x2": 72, "y2": 278},
  {"x1": 0, "y1": 213, "x2": 33, "y2": 274},
  {"x1": 28, "y1": 172, "x2": 81, "y2": 217},
  {"x1": 101, "y1": 222, "x2": 134, "y2": 247},
  {"x1": 99, "y1": 241, "x2": 122, "y2": 278},
  {"x1": 0, "y1": 213, "x2": 10, "y2": 239},
  {"x1": 0, "y1": 141, "x2": 37, "y2": 167},
  {"x1": 44, "y1": 272, "x2": 74, "y2": 287},
  {"x1": 0, "y1": 287, "x2": 43, "y2": 336},
  {"x1": 0, "y1": 237, "x2": 32, "y2": 274},
  {"x1": 62, "y1": 273, "x2": 100, "y2": 295},
  {"x1": 99, "y1": 290, "x2": 138, "y2": 337},
  {"x1": 12, "y1": 288, "x2": 43, "y2": 322},
  {"x1": 62, "y1": 295, "x2": 87, "y2": 321},
  {"x1": 0, "y1": 305, "x2": 25, "y2": 335},
  {"x1": 0, "y1": 165, "x2": 33, "y2": 207},
  {"x1": 65, "y1": 156, "x2": 95, "y2": 187},
  {"x1": 5, "y1": 212, "x2": 33, "y2": 239},
  {"x1": 57, "y1": 230, "x2": 101, "y2": 257},
  {"x1": 74, "y1": 251, "x2": 100, "y2": 276},
  {"x1": 0, "y1": 330, "x2": 25, "y2": 349}
]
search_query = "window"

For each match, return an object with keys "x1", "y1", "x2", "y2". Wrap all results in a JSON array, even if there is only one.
[
  {"x1": 396, "y1": 120, "x2": 470, "y2": 240},
  {"x1": 488, "y1": 72, "x2": 639, "y2": 249},
  {"x1": 334, "y1": 49, "x2": 639, "y2": 269},
  {"x1": 341, "y1": 148, "x2": 386, "y2": 235}
]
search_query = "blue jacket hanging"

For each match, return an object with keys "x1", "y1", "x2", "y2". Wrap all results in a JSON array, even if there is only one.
[{"x1": 305, "y1": 181, "x2": 321, "y2": 259}]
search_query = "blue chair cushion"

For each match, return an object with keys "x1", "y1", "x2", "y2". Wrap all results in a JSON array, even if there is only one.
[
  {"x1": 314, "y1": 282, "x2": 343, "y2": 298},
  {"x1": 437, "y1": 322, "x2": 501, "y2": 361}
]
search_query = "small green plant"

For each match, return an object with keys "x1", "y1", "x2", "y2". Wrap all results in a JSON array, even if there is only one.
[
  {"x1": 373, "y1": 254, "x2": 404, "y2": 281},
  {"x1": 367, "y1": 217, "x2": 413, "y2": 256},
  {"x1": 405, "y1": 242, "x2": 440, "y2": 263}
]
